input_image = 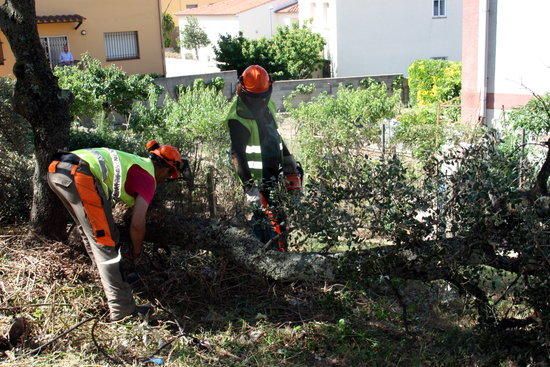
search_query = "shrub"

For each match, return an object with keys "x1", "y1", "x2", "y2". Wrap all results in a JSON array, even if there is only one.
[
  {"x1": 214, "y1": 24, "x2": 325, "y2": 80},
  {"x1": 0, "y1": 78, "x2": 33, "y2": 223},
  {"x1": 55, "y1": 55, "x2": 162, "y2": 119},
  {"x1": 506, "y1": 93, "x2": 550, "y2": 136},
  {"x1": 408, "y1": 59, "x2": 461, "y2": 105},
  {"x1": 130, "y1": 83, "x2": 231, "y2": 163},
  {"x1": 162, "y1": 13, "x2": 176, "y2": 48},
  {"x1": 287, "y1": 82, "x2": 401, "y2": 176}
]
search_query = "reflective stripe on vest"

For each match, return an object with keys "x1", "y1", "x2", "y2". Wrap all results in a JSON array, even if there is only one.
[
  {"x1": 106, "y1": 148, "x2": 122, "y2": 200},
  {"x1": 71, "y1": 148, "x2": 156, "y2": 207},
  {"x1": 226, "y1": 99, "x2": 282, "y2": 184}
]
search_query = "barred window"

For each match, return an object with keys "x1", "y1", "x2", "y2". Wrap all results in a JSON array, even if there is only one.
[{"x1": 104, "y1": 31, "x2": 139, "y2": 61}]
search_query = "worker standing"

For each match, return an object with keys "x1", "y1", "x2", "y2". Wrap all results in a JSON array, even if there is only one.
[
  {"x1": 226, "y1": 65, "x2": 302, "y2": 251},
  {"x1": 47, "y1": 141, "x2": 188, "y2": 321}
]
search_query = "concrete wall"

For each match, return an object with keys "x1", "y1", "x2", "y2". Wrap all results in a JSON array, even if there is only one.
[
  {"x1": 155, "y1": 71, "x2": 406, "y2": 111},
  {"x1": 0, "y1": 0, "x2": 165, "y2": 77},
  {"x1": 154, "y1": 70, "x2": 238, "y2": 101},
  {"x1": 300, "y1": 0, "x2": 462, "y2": 78},
  {"x1": 271, "y1": 74, "x2": 406, "y2": 110}
]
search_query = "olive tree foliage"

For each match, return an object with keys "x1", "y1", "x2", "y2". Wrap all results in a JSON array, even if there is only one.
[{"x1": 180, "y1": 16, "x2": 210, "y2": 60}]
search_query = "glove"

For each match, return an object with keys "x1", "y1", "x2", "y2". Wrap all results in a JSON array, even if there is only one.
[{"x1": 245, "y1": 186, "x2": 261, "y2": 206}]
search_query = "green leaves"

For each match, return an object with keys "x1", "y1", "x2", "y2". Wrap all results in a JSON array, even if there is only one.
[
  {"x1": 214, "y1": 24, "x2": 325, "y2": 80},
  {"x1": 180, "y1": 16, "x2": 210, "y2": 57},
  {"x1": 408, "y1": 60, "x2": 461, "y2": 106},
  {"x1": 54, "y1": 54, "x2": 161, "y2": 119},
  {"x1": 506, "y1": 94, "x2": 550, "y2": 136}
]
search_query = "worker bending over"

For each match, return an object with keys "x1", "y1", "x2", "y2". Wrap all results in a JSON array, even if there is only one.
[{"x1": 47, "y1": 141, "x2": 187, "y2": 321}]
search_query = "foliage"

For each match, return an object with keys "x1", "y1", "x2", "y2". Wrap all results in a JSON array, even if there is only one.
[
  {"x1": 0, "y1": 78, "x2": 33, "y2": 223},
  {"x1": 54, "y1": 54, "x2": 161, "y2": 119},
  {"x1": 162, "y1": 13, "x2": 176, "y2": 48},
  {"x1": 214, "y1": 24, "x2": 325, "y2": 80},
  {"x1": 408, "y1": 59, "x2": 462, "y2": 105},
  {"x1": 393, "y1": 100, "x2": 472, "y2": 161},
  {"x1": 270, "y1": 23, "x2": 326, "y2": 79},
  {"x1": 130, "y1": 83, "x2": 231, "y2": 164},
  {"x1": 189, "y1": 76, "x2": 226, "y2": 93},
  {"x1": 287, "y1": 82, "x2": 401, "y2": 175},
  {"x1": 180, "y1": 16, "x2": 210, "y2": 59},
  {"x1": 506, "y1": 93, "x2": 550, "y2": 136}
]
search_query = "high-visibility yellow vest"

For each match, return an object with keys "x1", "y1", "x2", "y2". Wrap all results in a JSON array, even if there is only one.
[
  {"x1": 226, "y1": 99, "x2": 283, "y2": 183},
  {"x1": 72, "y1": 148, "x2": 156, "y2": 207}
]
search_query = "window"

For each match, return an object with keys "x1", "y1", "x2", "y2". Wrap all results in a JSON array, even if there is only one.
[
  {"x1": 431, "y1": 56, "x2": 448, "y2": 60},
  {"x1": 40, "y1": 36, "x2": 68, "y2": 67},
  {"x1": 310, "y1": 2, "x2": 317, "y2": 25},
  {"x1": 186, "y1": 4, "x2": 198, "y2": 9},
  {"x1": 0, "y1": 40, "x2": 4, "y2": 65},
  {"x1": 433, "y1": 0, "x2": 446, "y2": 17},
  {"x1": 323, "y1": 2, "x2": 330, "y2": 27},
  {"x1": 104, "y1": 31, "x2": 139, "y2": 61}
]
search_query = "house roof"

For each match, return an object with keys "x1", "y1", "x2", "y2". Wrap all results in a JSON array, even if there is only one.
[
  {"x1": 275, "y1": 0, "x2": 298, "y2": 14},
  {"x1": 176, "y1": 0, "x2": 279, "y2": 16},
  {"x1": 36, "y1": 14, "x2": 86, "y2": 24}
]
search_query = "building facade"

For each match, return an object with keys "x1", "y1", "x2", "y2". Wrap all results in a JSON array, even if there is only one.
[
  {"x1": 299, "y1": 0, "x2": 462, "y2": 77},
  {"x1": 461, "y1": 0, "x2": 550, "y2": 124},
  {"x1": 0, "y1": 0, "x2": 165, "y2": 77},
  {"x1": 177, "y1": 0, "x2": 298, "y2": 61}
]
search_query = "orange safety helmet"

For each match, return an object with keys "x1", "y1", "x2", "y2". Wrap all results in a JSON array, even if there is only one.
[
  {"x1": 146, "y1": 140, "x2": 184, "y2": 179},
  {"x1": 239, "y1": 65, "x2": 272, "y2": 94}
]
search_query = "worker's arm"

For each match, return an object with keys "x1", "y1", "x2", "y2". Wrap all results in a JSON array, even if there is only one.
[
  {"x1": 129, "y1": 195, "x2": 149, "y2": 259},
  {"x1": 228, "y1": 119, "x2": 254, "y2": 189}
]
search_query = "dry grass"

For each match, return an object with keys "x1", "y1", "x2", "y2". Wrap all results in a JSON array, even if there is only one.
[{"x1": 0, "y1": 227, "x2": 535, "y2": 366}]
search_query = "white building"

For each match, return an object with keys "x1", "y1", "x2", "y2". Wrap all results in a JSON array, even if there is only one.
[
  {"x1": 299, "y1": 0, "x2": 462, "y2": 77},
  {"x1": 177, "y1": 0, "x2": 299, "y2": 62},
  {"x1": 461, "y1": 0, "x2": 550, "y2": 124}
]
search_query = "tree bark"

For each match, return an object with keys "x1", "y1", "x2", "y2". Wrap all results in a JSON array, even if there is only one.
[{"x1": 0, "y1": 0, "x2": 72, "y2": 238}]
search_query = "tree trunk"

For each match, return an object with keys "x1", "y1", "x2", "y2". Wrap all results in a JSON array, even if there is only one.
[
  {"x1": 0, "y1": 0, "x2": 72, "y2": 239},
  {"x1": 194, "y1": 47, "x2": 199, "y2": 60}
]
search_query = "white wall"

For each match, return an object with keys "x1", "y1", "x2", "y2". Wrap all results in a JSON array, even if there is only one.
[
  {"x1": 238, "y1": 1, "x2": 289, "y2": 39},
  {"x1": 178, "y1": 15, "x2": 239, "y2": 61},
  {"x1": 179, "y1": 1, "x2": 298, "y2": 62},
  {"x1": 299, "y1": 0, "x2": 338, "y2": 74},
  {"x1": 302, "y1": 0, "x2": 462, "y2": 77},
  {"x1": 487, "y1": 0, "x2": 550, "y2": 96}
]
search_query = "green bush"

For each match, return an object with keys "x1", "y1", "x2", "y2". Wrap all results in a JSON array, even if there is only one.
[
  {"x1": 130, "y1": 83, "x2": 231, "y2": 163},
  {"x1": 0, "y1": 78, "x2": 33, "y2": 223},
  {"x1": 214, "y1": 24, "x2": 325, "y2": 80},
  {"x1": 287, "y1": 82, "x2": 401, "y2": 176},
  {"x1": 55, "y1": 54, "x2": 162, "y2": 119},
  {"x1": 162, "y1": 13, "x2": 176, "y2": 48},
  {"x1": 506, "y1": 93, "x2": 550, "y2": 136},
  {"x1": 408, "y1": 60, "x2": 461, "y2": 105}
]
